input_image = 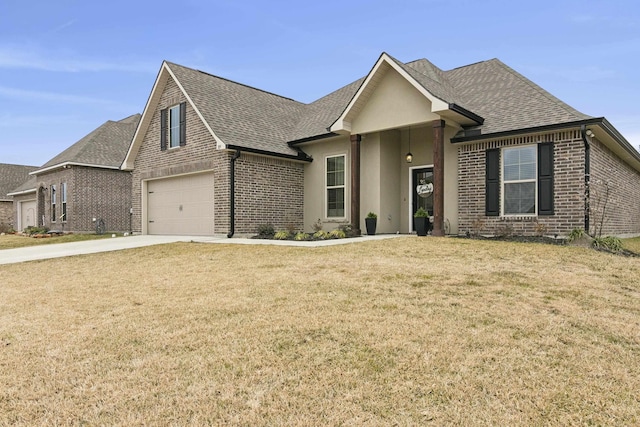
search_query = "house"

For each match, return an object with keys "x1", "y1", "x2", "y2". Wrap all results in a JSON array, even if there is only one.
[
  {"x1": 122, "y1": 53, "x2": 640, "y2": 238},
  {"x1": 0, "y1": 163, "x2": 38, "y2": 231},
  {"x1": 10, "y1": 114, "x2": 141, "y2": 233}
]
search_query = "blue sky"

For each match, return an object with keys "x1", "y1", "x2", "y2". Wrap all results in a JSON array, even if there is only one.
[{"x1": 1, "y1": 0, "x2": 639, "y2": 166}]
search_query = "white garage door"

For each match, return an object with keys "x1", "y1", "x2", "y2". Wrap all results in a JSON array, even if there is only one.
[
  {"x1": 147, "y1": 172, "x2": 215, "y2": 235},
  {"x1": 19, "y1": 200, "x2": 36, "y2": 231}
]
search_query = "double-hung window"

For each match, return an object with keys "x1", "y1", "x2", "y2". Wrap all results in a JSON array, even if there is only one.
[
  {"x1": 61, "y1": 183, "x2": 67, "y2": 222},
  {"x1": 326, "y1": 155, "x2": 345, "y2": 218},
  {"x1": 169, "y1": 105, "x2": 181, "y2": 148},
  {"x1": 51, "y1": 185, "x2": 57, "y2": 222},
  {"x1": 160, "y1": 102, "x2": 186, "y2": 150},
  {"x1": 503, "y1": 145, "x2": 537, "y2": 215}
]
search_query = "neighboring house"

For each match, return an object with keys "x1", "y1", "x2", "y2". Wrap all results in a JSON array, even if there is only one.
[
  {"x1": 10, "y1": 114, "x2": 141, "y2": 233},
  {"x1": 123, "y1": 52, "x2": 640, "y2": 237},
  {"x1": 0, "y1": 163, "x2": 38, "y2": 230}
]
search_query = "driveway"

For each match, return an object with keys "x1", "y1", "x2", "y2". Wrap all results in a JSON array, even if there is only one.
[{"x1": 0, "y1": 234, "x2": 404, "y2": 265}]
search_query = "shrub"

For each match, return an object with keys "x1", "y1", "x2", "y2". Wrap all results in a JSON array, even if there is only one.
[
  {"x1": 313, "y1": 230, "x2": 330, "y2": 240},
  {"x1": 312, "y1": 219, "x2": 323, "y2": 233},
  {"x1": 567, "y1": 228, "x2": 586, "y2": 242},
  {"x1": 414, "y1": 207, "x2": 429, "y2": 218},
  {"x1": 338, "y1": 223, "x2": 357, "y2": 238},
  {"x1": 592, "y1": 236, "x2": 623, "y2": 252},
  {"x1": 366, "y1": 212, "x2": 377, "y2": 219},
  {"x1": 25, "y1": 226, "x2": 49, "y2": 236},
  {"x1": 329, "y1": 229, "x2": 346, "y2": 239},
  {"x1": 534, "y1": 220, "x2": 548, "y2": 237},
  {"x1": 274, "y1": 230, "x2": 290, "y2": 240},
  {"x1": 294, "y1": 232, "x2": 310, "y2": 241},
  {"x1": 256, "y1": 223, "x2": 275, "y2": 237},
  {"x1": 495, "y1": 223, "x2": 514, "y2": 238}
]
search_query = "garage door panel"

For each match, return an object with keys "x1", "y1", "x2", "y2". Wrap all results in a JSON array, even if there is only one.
[{"x1": 147, "y1": 173, "x2": 214, "y2": 235}]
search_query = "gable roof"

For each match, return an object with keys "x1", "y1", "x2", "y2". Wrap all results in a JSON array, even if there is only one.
[
  {"x1": 34, "y1": 114, "x2": 141, "y2": 175},
  {"x1": 0, "y1": 163, "x2": 38, "y2": 200}
]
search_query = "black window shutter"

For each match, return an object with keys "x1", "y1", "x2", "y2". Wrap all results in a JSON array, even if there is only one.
[
  {"x1": 485, "y1": 148, "x2": 500, "y2": 216},
  {"x1": 538, "y1": 142, "x2": 554, "y2": 215},
  {"x1": 160, "y1": 108, "x2": 167, "y2": 151},
  {"x1": 179, "y1": 102, "x2": 187, "y2": 147}
]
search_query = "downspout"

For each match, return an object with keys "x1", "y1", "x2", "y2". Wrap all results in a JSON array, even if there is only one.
[
  {"x1": 227, "y1": 149, "x2": 241, "y2": 238},
  {"x1": 580, "y1": 125, "x2": 591, "y2": 234}
]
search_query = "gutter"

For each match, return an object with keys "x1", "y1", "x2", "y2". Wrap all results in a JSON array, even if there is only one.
[
  {"x1": 580, "y1": 125, "x2": 591, "y2": 234},
  {"x1": 227, "y1": 149, "x2": 241, "y2": 238},
  {"x1": 225, "y1": 144, "x2": 312, "y2": 162}
]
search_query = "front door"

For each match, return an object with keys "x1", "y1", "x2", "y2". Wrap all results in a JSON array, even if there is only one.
[{"x1": 412, "y1": 167, "x2": 434, "y2": 231}]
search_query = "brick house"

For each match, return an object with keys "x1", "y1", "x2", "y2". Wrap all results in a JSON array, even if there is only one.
[
  {"x1": 0, "y1": 163, "x2": 38, "y2": 231},
  {"x1": 10, "y1": 114, "x2": 140, "y2": 233},
  {"x1": 123, "y1": 53, "x2": 640, "y2": 237}
]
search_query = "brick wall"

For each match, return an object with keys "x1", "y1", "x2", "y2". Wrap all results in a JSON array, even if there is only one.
[
  {"x1": 0, "y1": 201, "x2": 12, "y2": 228},
  {"x1": 589, "y1": 138, "x2": 640, "y2": 236},
  {"x1": 458, "y1": 130, "x2": 586, "y2": 236},
  {"x1": 234, "y1": 153, "x2": 304, "y2": 234},
  {"x1": 35, "y1": 167, "x2": 132, "y2": 233},
  {"x1": 132, "y1": 77, "x2": 218, "y2": 234}
]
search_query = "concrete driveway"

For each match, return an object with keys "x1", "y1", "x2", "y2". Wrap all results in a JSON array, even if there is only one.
[{"x1": 0, "y1": 234, "x2": 405, "y2": 265}]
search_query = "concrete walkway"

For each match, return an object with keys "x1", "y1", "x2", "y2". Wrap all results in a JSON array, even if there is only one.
[{"x1": 0, "y1": 234, "x2": 406, "y2": 265}]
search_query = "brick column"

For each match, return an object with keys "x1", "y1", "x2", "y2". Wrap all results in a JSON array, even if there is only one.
[
  {"x1": 350, "y1": 134, "x2": 361, "y2": 235},
  {"x1": 432, "y1": 120, "x2": 445, "y2": 236}
]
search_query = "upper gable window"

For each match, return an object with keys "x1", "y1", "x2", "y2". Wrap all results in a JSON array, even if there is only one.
[
  {"x1": 169, "y1": 105, "x2": 181, "y2": 148},
  {"x1": 160, "y1": 102, "x2": 186, "y2": 151}
]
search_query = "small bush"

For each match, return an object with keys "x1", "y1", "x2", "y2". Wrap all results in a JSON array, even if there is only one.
[
  {"x1": 534, "y1": 221, "x2": 548, "y2": 237},
  {"x1": 338, "y1": 223, "x2": 358, "y2": 238},
  {"x1": 592, "y1": 236, "x2": 623, "y2": 252},
  {"x1": 567, "y1": 228, "x2": 586, "y2": 242},
  {"x1": 329, "y1": 229, "x2": 346, "y2": 239},
  {"x1": 256, "y1": 223, "x2": 275, "y2": 237},
  {"x1": 495, "y1": 223, "x2": 514, "y2": 238},
  {"x1": 25, "y1": 226, "x2": 49, "y2": 236},
  {"x1": 294, "y1": 232, "x2": 310, "y2": 241},
  {"x1": 414, "y1": 207, "x2": 429, "y2": 218},
  {"x1": 312, "y1": 219, "x2": 323, "y2": 233},
  {"x1": 366, "y1": 212, "x2": 377, "y2": 219},
  {"x1": 274, "y1": 230, "x2": 290, "y2": 240},
  {"x1": 0, "y1": 223, "x2": 14, "y2": 233},
  {"x1": 313, "y1": 230, "x2": 330, "y2": 240}
]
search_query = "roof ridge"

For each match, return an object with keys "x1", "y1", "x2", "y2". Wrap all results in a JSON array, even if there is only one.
[
  {"x1": 446, "y1": 58, "x2": 497, "y2": 72},
  {"x1": 165, "y1": 61, "x2": 305, "y2": 105}
]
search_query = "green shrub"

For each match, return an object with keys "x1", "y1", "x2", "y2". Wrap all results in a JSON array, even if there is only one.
[
  {"x1": 329, "y1": 229, "x2": 346, "y2": 239},
  {"x1": 592, "y1": 236, "x2": 623, "y2": 252},
  {"x1": 567, "y1": 228, "x2": 586, "y2": 242},
  {"x1": 338, "y1": 223, "x2": 357, "y2": 238},
  {"x1": 414, "y1": 207, "x2": 429, "y2": 218},
  {"x1": 24, "y1": 226, "x2": 49, "y2": 236},
  {"x1": 313, "y1": 230, "x2": 330, "y2": 240},
  {"x1": 294, "y1": 232, "x2": 310, "y2": 241},
  {"x1": 366, "y1": 212, "x2": 377, "y2": 219},
  {"x1": 274, "y1": 230, "x2": 290, "y2": 240},
  {"x1": 256, "y1": 223, "x2": 275, "y2": 237}
]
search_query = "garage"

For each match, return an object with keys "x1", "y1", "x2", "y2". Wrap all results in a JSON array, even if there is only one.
[
  {"x1": 19, "y1": 200, "x2": 36, "y2": 231},
  {"x1": 146, "y1": 172, "x2": 215, "y2": 235}
]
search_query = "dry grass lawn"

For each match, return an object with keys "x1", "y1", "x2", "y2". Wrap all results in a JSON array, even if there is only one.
[
  {"x1": 1, "y1": 237, "x2": 639, "y2": 425},
  {"x1": 0, "y1": 233, "x2": 113, "y2": 250}
]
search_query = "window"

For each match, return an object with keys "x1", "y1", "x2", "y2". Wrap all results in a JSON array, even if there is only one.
[
  {"x1": 326, "y1": 155, "x2": 345, "y2": 218},
  {"x1": 160, "y1": 102, "x2": 186, "y2": 151},
  {"x1": 61, "y1": 183, "x2": 67, "y2": 222},
  {"x1": 51, "y1": 185, "x2": 56, "y2": 222},
  {"x1": 485, "y1": 143, "x2": 554, "y2": 217},
  {"x1": 503, "y1": 145, "x2": 536, "y2": 215},
  {"x1": 169, "y1": 105, "x2": 181, "y2": 148}
]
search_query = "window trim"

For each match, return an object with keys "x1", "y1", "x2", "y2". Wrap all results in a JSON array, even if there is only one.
[
  {"x1": 51, "y1": 184, "x2": 57, "y2": 222},
  {"x1": 168, "y1": 104, "x2": 181, "y2": 149},
  {"x1": 501, "y1": 144, "x2": 537, "y2": 216},
  {"x1": 61, "y1": 182, "x2": 67, "y2": 223},
  {"x1": 325, "y1": 154, "x2": 347, "y2": 219}
]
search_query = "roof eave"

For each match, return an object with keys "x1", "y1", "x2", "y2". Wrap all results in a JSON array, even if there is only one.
[
  {"x1": 225, "y1": 144, "x2": 313, "y2": 162},
  {"x1": 6, "y1": 188, "x2": 37, "y2": 196},
  {"x1": 31, "y1": 162, "x2": 122, "y2": 175}
]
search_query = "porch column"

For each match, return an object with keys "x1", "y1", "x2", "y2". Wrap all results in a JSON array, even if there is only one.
[
  {"x1": 432, "y1": 120, "x2": 445, "y2": 236},
  {"x1": 350, "y1": 134, "x2": 361, "y2": 235}
]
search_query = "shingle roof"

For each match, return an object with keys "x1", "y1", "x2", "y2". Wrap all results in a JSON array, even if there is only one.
[
  {"x1": 39, "y1": 114, "x2": 141, "y2": 171},
  {"x1": 0, "y1": 163, "x2": 38, "y2": 200},
  {"x1": 444, "y1": 59, "x2": 591, "y2": 135},
  {"x1": 166, "y1": 62, "x2": 306, "y2": 156},
  {"x1": 167, "y1": 54, "x2": 592, "y2": 155}
]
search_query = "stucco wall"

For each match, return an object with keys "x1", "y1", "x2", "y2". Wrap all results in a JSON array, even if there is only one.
[{"x1": 11, "y1": 193, "x2": 36, "y2": 231}]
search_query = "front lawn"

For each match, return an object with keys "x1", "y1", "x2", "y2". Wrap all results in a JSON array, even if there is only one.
[
  {"x1": 1, "y1": 237, "x2": 638, "y2": 425},
  {"x1": 0, "y1": 233, "x2": 116, "y2": 250}
]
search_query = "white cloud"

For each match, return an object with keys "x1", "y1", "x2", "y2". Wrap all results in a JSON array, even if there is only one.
[{"x1": 0, "y1": 44, "x2": 155, "y2": 73}]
